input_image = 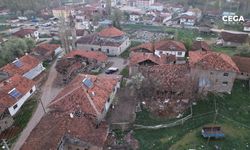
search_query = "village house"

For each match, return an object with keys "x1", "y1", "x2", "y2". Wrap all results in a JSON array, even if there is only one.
[
  {"x1": 12, "y1": 29, "x2": 39, "y2": 41},
  {"x1": 33, "y1": 43, "x2": 63, "y2": 61},
  {"x1": 129, "y1": 52, "x2": 176, "y2": 76},
  {"x1": 130, "y1": 40, "x2": 187, "y2": 61},
  {"x1": 189, "y1": 51, "x2": 239, "y2": 94},
  {"x1": 180, "y1": 8, "x2": 202, "y2": 26},
  {"x1": 191, "y1": 40, "x2": 211, "y2": 51},
  {"x1": 139, "y1": 64, "x2": 192, "y2": 117},
  {"x1": 129, "y1": 12, "x2": 142, "y2": 22},
  {"x1": 198, "y1": 24, "x2": 212, "y2": 34},
  {"x1": 0, "y1": 54, "x2": 45, "y2": 80},
  {"x1": 22, "y1": 73, "x2": 121, "y2": 149},
  {"x1": 167, "y1": 3, "x2": 184, "y2": 13},
  {"x1": 0, "y1": 75, "x2": 36, "y2": 133},
  {"x1": 56, "y1": 50, "x2": 108, "y2": 84},
  {"x1": 243, "y1": 21, "x2": 250, "y2": 32},
  {"x1": 52, "y1": 6, "x2": 72, "y2": 20},
  {"x1": 232, "y1": 56, "x2": 250, "y2": 80},
  {"x1": 0, "y1": 75, "x2": 36, "y2": 117},
  {"x1": 76, "y1": 26, "x2": 131, "y2": 56},
  {"x1": 221, "y1": 31, "x2": 249, "y2": 47},
  {"x1": 180, "y1": 14, "x2": 196, "y2": 26}
]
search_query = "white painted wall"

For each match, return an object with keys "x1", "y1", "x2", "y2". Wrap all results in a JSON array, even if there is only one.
[
  {"x1": 8, "y1": 85, "x2": 36, "y2": 116},
  {"x1": 155, "y1": 50, "x2": 186, "y2": 58},
  {"x1": 104, "y1": 80, "x2": 120, "y2": 113},
  {"x1": 77, "y1": 38, "x2": 131, "y2": 56},
  {"x1": 244, "y1": 26, "x2": 250, "y2": 32},
  {"x1": 23, "y1": 63, "x2": 45, "y2": 80}
]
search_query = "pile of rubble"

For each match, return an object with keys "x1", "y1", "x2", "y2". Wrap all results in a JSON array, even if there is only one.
[
  {"x1": 55, "y1": 56, "x2": 101, "y2": 85},
  {"x1": 137, "y1": 64, "x2": 194, "y2": 117}
]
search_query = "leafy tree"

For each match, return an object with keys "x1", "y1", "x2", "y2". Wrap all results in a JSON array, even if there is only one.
[
  {"x1": 236, "y1": 44, "x2": 250, "y2": 57},
  {"x1": 0, "y1": 37, "x2": 35, "y2": 67},
  {"x1": 112, "y1": 8, "x2": 123, "y2": 30},
  {"x1": 25, "y1": 38, "x2": 36, "y2": 53}
]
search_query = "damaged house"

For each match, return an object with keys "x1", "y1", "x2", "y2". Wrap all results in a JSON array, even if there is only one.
[
  {"x1": 189, "y1": 51, "x2": 239, "y2": 94},
  {"x1": 138, "y1": 64, "x2": 193, "y2": 117},
  {"x1": 221, "y1": 31, "x2": 249, "y2": 47},
  {"x1": 32, "y1": 43, "x2": 63, "y2": 61},
  {"x1": 129, "y1": 52, "x2": 176, "y2": 76},
  {"x1": 232, "y1": 56, "x2": 250, "y2": 80},
  {"x1": 21, "y1": 74, "x2": 121, "y2": 150},
  {"x1": 56, "y1": 50, "x2": 108, "y2": 84}
]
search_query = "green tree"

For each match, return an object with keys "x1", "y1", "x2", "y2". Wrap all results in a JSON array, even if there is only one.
[
  {"x1": 237, "y1": 44, "x2": 250, "y2": 57},
  {"x1": 25, "y1": 38, "x2": 36, "y2": 53},
  {"x1": 112, "y1": 8, "x2": 123, "y2": 30},
  {"x1": 0, "y1": 37, "x2": 33, "y2": 66}
]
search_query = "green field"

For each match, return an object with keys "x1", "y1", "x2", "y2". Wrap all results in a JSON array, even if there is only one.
[
  {"x1": 133, "y1": 80, "x2": 250, "y2": 150},
  {"x1": 212, "y1": 46, "x2": 238, "y2": 56}
]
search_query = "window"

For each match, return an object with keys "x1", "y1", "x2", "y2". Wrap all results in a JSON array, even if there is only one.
[
  {"x1": 91, "y1": 48, "x2": 94, "y2": 51},
  {"x1": 223, "y1": 73, "x2": 229, "y2": 76},
  {"x1": 222, "y1": 81, "x2": 228, "y2": 86},
  {"x1": 177, "y1": 52, "x2": 182, "y2": 56},
  {"x1": 106, "y1": 49, "x2": 109, "y2": 53},
  {"x1": 107, "y1": 98, "x2": 110, "y2": 103},
  {"x1": 30, "y1": 89, "x2": 33, "y2": 94},
  {"x1": 98, "y1": 48, "x2": 101, "y2": 51},
  {"x1": 13, "y1": 104, "x2": 18, "y2": 109},
  {"x1": 210, "y1": 72, "x2": 213, "y2": 75}
]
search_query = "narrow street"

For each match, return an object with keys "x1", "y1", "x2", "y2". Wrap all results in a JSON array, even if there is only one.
[
  {"x1": 102, "y1": 57, "x2": 128, "y2": 75},
  {"x1": 12, "y1": 60, "x2": 63, "y2": 150}
]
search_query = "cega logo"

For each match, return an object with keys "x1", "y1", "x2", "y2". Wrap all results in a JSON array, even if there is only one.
[{"x1": 222, "y1": 16, "x2": 245, "y2": 22}]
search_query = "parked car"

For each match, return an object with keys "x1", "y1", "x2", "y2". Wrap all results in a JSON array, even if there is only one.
[{"x1": 105, "y1": 67, "x2": 119, "y2": 74}]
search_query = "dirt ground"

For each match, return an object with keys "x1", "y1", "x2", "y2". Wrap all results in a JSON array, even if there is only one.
[{"x1": 106, "y1": 88, "x2": 137, "y2": 125}]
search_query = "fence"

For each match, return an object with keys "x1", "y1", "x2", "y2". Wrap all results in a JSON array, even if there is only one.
[{"x1": 134, "y1": 114, "x2": 192, "y2": 130}]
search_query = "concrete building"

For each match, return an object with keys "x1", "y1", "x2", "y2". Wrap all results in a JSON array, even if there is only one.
[
  {"x1": 76, "y1": 26, "x2": 131, "y2": 56},
  {"x1": 232, "y1": 56, "x2": 250, "y2": 80},
  {"x1": 189, "y1": 51, "x2": 239, "y2": 94}
]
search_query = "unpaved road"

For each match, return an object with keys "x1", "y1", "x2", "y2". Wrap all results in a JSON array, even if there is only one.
[{"x1": 12, "y1": 60, "x2": 63, "y2": 150}]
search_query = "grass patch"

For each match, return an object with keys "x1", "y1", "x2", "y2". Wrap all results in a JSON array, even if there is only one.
[
  {"x1": 134, "y1": 80, "x2": 250, "y2": 150},
  {"x1": 212, "y1": 46, "x2": 238, "y2": 56},
  {"x1": 8, "y1": 96, "x2": 39, "y2": 147},
  {"x1": 119, "y1": 66, "x2": 129, "y2": 78}
]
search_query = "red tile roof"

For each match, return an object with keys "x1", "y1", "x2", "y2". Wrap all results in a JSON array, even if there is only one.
[
  {"x1": 64, "y1": 50, "x2": 108, "y2": 62},
  {"x1": 232, "y1": 56, "x2": 250, "y2": 73},
  {"x1": 13, "y1": 29, "x2": 37, "y2": 38},
  {"x1": 129, "y1": 52, "x2": 176, "y2": 66},
  {"x1": 98, "y1": 26, "x2": 125, "y2": 38},
  {"x1": 191, "y1": 41, "x2": 210, "y2": 51},
  {"x1": 130, "y1": 40, "x2": 186, "y2": 52},
  {"x1": 140, "y1": 64, "x2": 192, "y2": 94},
  {"x1": 221, "y1": 31, "x2": 249, "y2": 44},
  {"x1": 49, "y1": 74, "x2": 121, "y2": 117},
  {"x1": 0, "y1": 55, "x2": 40, "y2": 76},
  {"x1": 0, "y1": 75, "x2": 35, "y2": 113},
  {"x1": 21, "y1": 112, "x2": 108, "y2": 150},
  {"x1": 33, "y1": 43, "x2": 60, "y2": 56},
  {"x1": 189, "y1": 51, "x2": 239, "y2": 72}
]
